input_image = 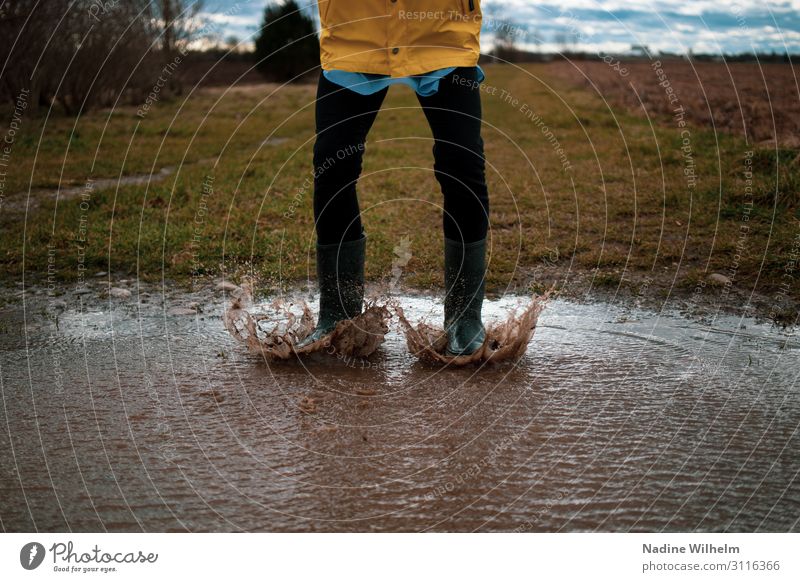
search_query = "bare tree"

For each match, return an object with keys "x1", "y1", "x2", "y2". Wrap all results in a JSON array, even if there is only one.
[
  {"x1": 158, "y1": 1, "x2": 203, "y2": 56},
  {"x1": 0, "y1": 1, "x2": 203, "y2": 114},
  {"x1": 155, "y1": 1, "x2": 204, "y2": 94},
  {"x1": 492, "y1": 20, "x2": 521, "y2": 63}
]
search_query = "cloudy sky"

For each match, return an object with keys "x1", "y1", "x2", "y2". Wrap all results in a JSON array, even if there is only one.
[{"x1": 198, "y1": 0, "x2": 800, "y2": 55}]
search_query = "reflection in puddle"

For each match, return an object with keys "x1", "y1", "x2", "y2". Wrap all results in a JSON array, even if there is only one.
[{"x1": 0, "y1": 291, "x2": 798, "y2": 532}]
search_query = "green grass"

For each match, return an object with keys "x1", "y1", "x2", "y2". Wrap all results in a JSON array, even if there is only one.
[{"x1": 1, "y1": 64, "x2": 798, "y2": 314}]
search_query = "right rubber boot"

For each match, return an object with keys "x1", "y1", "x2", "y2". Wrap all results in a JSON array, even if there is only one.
[
  {"x1": 444, "y1": 237, "x2": 487, "y2": 356},
  {"x1": 295, "y1": 235, "x2": 366, "y2": 349}
]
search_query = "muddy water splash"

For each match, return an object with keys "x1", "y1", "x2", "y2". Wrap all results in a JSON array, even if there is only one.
[
  {"x1": 224, "y1": 283, "x2": 549, "y2": 364},
  {"x1": 395, "y1": 292, "x2": 549, "y2": 364},
  {"x1": 223, "y1": 283, "x2": 391, "y2": 359}
]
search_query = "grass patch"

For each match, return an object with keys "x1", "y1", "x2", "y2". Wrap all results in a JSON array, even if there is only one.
[{"x1": 1, "y1": 65, "x2": 798, "y2": 313}]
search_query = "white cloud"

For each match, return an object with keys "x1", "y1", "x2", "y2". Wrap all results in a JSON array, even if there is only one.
[{"x1": 202, "y1": 0, "x2": 800, "y2": 54}]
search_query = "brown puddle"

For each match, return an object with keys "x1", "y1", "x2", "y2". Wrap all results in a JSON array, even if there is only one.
[{"x1": 0, "y1": 284, "x2": 798, "y2": 532}]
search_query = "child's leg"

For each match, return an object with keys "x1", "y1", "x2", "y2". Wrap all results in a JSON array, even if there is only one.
[
  {"x1": 416, "y1": 67, "x2": 489, "y2": 244},
  {"x1": 313, "y1": 73, "x2": 388, "y2": 244},
  {"x1": 417, "y1": 67, "x2": 489, "y2": 355},
  {"x1": 297, "y1": 74, "x2": 388, "y2": 348}
]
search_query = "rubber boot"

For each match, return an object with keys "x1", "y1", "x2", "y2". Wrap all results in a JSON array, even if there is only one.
[
  {"x1": 444, "y1": 237, "x2": 487, "y2": 356},
  {"x1": 295, "y1": 235, "x2": 366, "y2": 349}
]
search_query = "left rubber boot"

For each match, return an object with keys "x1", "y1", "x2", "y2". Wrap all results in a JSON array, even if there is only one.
[
  {"x1": 444, "y1": 237, "x2": 487, "y2": 356},
  {"x1": 295, "y1": 235, "x2": 366, "y2": 349}
]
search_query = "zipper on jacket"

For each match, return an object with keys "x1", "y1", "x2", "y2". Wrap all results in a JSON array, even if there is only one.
[
  {"x1": 469, "y1": 0, "x2": 475, "y2": 10},
  {"x1": 461, "y1": 0, "x2": 475, "y2": 13}
]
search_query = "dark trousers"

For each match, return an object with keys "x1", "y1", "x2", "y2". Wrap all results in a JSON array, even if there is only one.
[{"x1": 312, "y1": 66, "x2": 490, "y2": 245}]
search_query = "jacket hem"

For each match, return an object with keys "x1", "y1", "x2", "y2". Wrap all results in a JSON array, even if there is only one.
[{"x1": 321, "y1": 53, "x2": 480, "y2": 78}]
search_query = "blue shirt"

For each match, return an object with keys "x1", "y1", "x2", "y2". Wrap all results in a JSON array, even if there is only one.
[{"x1": 323, "y1": 65, "x2": 485, "y2": 97}]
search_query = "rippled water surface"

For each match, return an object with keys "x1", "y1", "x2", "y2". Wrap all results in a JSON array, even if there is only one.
[{"x1": 1, "y1": 290, "x2": 798, "y2": 532}]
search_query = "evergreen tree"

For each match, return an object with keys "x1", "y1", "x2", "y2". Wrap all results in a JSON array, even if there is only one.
[{"x1": 254, "y1": 1, "x2": 319, "y2": 82}]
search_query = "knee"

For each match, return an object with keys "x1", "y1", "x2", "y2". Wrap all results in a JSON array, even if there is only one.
[
  {"x1": 433, "y1": 136, "x2": 484, "y2": 164},
  {"x1": 432, "y1": 138, "x2": 485, "y2": 182},
  {"x1": 313, "y1": 135, "x2": 366, "y2": 182}
]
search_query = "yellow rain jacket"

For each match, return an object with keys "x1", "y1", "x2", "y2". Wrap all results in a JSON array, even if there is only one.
[{"x1": 318, "y1": 0, "x2": 482, "y2": 77}]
